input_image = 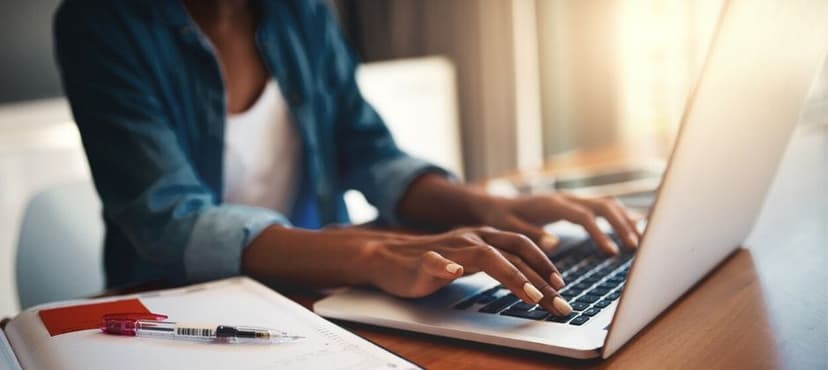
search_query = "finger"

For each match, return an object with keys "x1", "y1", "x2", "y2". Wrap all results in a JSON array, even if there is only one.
[
  {"x1": 453, "y1": 245, "x2": 545, "y2": 306},
  {"x1": 501, "y1": 216, "x2": 561, "y2": 254},
  {"x1": 606, "y1": 201, "x2": 642, "y2": 247},
  {"x1": 477, "y1": 228, "x2": 565, "y2": 290},
  {"x1": 609, "y1": 199, "x2": 643, "y2": 243},
  {"x1": 631, "y1": 214, "x2": 648, "y2": 235},
  {"x1": 584, "y1": 198, "x2": 638, "y2": 248},
  {"x1": 420, "y1": 251, "x2": 464, "y2": 280},
  {"x1": 600, "y1": 198, "x2": 643, "y2": 240},
  {"x1": 626, "y1": 210, "x2": 646, "y2": 236},
  {"x1": 558, "y1": 199, "x2": 620, "y2": 255},
  {"x1": 503, "y1": 252, "x2": 573, "y2": 316}
]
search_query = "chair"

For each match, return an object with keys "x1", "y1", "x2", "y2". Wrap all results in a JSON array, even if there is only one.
[{"x1": 15, "y1": 181, "x2": 105, "y2": 309}]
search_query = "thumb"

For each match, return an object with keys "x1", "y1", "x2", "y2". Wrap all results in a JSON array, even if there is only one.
[
  {"x1": 420, "y1": 251, "x2": 464, "y2": 280},
  {"x1": 505, "y1": 216, "x2": 560, "y2": 254}
]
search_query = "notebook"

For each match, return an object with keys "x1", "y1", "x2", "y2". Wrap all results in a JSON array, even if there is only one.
[{"x1": 0, "y1": 277, "x2": 419, "y2": 370}]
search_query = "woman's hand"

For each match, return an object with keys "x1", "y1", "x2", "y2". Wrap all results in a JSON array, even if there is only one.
[
  {"x1": 243, "y1": 224, "x2": 570, "y2": 315},
  {"x1": 476, "y1": 194, "x2": 642, "y2": 255},
  {"x1": 364, "y1": 226, "x2": 573, "y2": 316},
  {"x1": 399, "y1": 174, "x2": 642, "y2": 255}
]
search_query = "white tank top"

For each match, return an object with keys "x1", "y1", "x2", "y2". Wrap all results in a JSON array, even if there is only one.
[{"x1": 223, "y1": 80, "x2": 302, "y2": 215}]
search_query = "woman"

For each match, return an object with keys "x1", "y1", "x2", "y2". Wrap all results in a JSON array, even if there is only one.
[{"x1": 54, "y1": 0, "x2": 640, "y2": 317}]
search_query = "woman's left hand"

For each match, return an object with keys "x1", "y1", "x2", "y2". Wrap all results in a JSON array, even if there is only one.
[{"x1": 480, "y1": 194, "x2": 643, "y2": 255}]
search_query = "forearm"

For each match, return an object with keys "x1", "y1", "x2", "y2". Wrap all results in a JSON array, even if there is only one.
[
  {"x1": 241, "y1": 226, "x2": 401, "y2": 288},
  {"x1": 398, "y1": 173, "x2": 501, "y2": 228}
]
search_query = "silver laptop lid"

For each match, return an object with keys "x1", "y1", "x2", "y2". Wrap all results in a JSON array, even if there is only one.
[{"x1": 602, "y1": 0, "x2": 828, "y2": 358}]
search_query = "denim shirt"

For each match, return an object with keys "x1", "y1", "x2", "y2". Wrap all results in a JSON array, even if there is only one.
[{"x1": 54, "y1": 0, "x2": 448, "y2": 288}]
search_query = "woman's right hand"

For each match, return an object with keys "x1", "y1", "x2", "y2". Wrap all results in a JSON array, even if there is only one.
[{"x1": 363, "y1": 226, "x2": 573, "y2": 316}]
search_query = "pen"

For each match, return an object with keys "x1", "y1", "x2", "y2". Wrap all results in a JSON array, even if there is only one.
[{"x1": 101, "y1": 313, "x2": 305, "y2": 344}]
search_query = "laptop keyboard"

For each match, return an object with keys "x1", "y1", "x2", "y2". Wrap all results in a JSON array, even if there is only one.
[{"x1": 453, "y1": 237, "x2": 634, "y2": 326}]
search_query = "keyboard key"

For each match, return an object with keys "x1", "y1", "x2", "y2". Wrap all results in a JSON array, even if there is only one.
[
  {"x1": 607, "y1": 276, "x2": 625, "y2": 284},
  {"x1": 576, "y1": 294, "x2": 601, "y2": 304},
  {"x1": 582, "y1": 307, "x2": 602, "y2": 316},
  {"x1": 595, "y1": 300, "x2": 612, "y2": 308},
  {"x1": 480, "y1": 285, "x2": 501, "y2": 295},
  {"x1": 598, "y1": 282, "x2": 619, "y2": 290},
  {"x1": 587, "y1": 287, "x2": 610, "y2": 296},
  {"x1": 454, "y1": 296, "x2": 476, "y2": 310},
  {"x1": 569, "y1": 315, "x2": 590, "y2": 326},
  {"x1": 501, "y1": 308, "x2": 549, "y2": 320},
  {"x1": 574, "y1": 282, "x2": 593, "y2": 291},
  {"x1": 607, "y1": 291, "x2": 622, "y2": 301},
  {"x1": 511, "y1": 301, "x2": 535, "y2": 311},
  {"x1": 561, "y1": 290, "x2": 580, "y2": 300},
  {"x1": 615, "y1": 271, "x2": 628, "y2": 278},
  {"x1": 547, "y1": 313, "x2": 576, "y2": 323},
  {"x1": 607, "y1": 261, "x2": 626, "y2": 271},
  {"x1": 564, "y1": 268, "x2": 582, "y2": 279},
  {"x1": 608, "y1": 271, "x2": 625, "y2": 279},
  {"x1": 570, "y1": 302, "x2": 590, "y2": 311},
  {"x1": 455, "y1": 286, "x2": 502, "y2": 309},
  {"x1": 594, "y1": 268, "x2": 613, "y2": 277},
  {"x1": 582, "y1": 275, "x2": 601, "y2": 284},
  {"x1": 477, "y1": 294, "x2": 497, "y2": 305},
  {"x1": 480, "y1": 294, "x2": 519, "y2": 313}
]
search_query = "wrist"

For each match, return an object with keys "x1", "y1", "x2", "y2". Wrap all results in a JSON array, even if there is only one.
[
  {"x1": 468, "y1": 192, "x2": 511, "y2": 225},
  {"x1": 347, "y1": 235, "x2": 387, "y2": 286}
]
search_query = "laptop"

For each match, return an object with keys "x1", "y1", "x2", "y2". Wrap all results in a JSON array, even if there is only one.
[{"x1": 314, "y1": 0, "x2": 828, "y2": 359}]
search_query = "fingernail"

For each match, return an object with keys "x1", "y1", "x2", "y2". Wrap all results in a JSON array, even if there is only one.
[
  {"x1": 540, "y1": 234, "x2": 560, "y2": 251},
  {"x1": 553, "y1": 296, "x2": 573, "y2": 315},
  {"x1": 628, "y1": 233, "x2": 639, "y2": 247},
  {"x1": 550, "y1": 272, "x2": 566, "y2": 289},
  {"x1": 523, "y1": 282, "x2": 544, "y2": 303},
  {"x1": 445, "y1": 263, "x2": 462, "y2": 274},
  {"x1": 608, "y1": 240, "x2": 620, "y2": 255}
]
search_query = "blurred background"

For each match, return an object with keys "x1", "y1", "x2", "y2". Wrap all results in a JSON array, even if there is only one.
[{"x1": 1, "y1": 0, "x2": 825, "y2": 317}]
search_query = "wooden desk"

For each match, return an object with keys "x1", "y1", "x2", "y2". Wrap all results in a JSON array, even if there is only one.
[{"x1": 291, "y1": 125, "x2": 827, "y2": 369}]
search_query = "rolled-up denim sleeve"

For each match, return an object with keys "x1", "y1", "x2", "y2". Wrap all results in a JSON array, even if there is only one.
[
  {"x1": 55, "y1": 2, "x2": 288, "y2": 284},
  {"x1": 351, "y1": 155, "x2": 454, "y2": 226},
  {"x1": 316, "y1": 2, "x2": 456, "y2": 225},
  {"x1": 183, "y1": 205, "x2": 289, "y2": 282}
]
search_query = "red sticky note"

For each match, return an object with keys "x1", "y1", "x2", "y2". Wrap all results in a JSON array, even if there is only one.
[{"x1": 38, "y1": 298, "x2": 150, "y2": 336}]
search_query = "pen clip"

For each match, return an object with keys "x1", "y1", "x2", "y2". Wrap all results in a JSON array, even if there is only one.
[
  {"x1": 102, "y1": 312, "x2": 168, "y2": 321},
  {"x1": 101, "y1": 312, "x2": 168, "y2": 336}
]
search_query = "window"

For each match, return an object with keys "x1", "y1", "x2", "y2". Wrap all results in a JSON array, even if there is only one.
[{"x1": 536, "y1": 0, "x2": 723, "y2": 157}]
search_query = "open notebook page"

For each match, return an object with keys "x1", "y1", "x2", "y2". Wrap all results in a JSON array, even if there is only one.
[
  {"x1": 0, "y1": 328, "x2": 21, "y2": 370},
  {"x1": 4, "y1": 277, "x2": 419, "y2": 370}
]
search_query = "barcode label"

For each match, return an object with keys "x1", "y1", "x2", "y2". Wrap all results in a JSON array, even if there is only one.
[{"x1": 175, "y1": 323, "x2": 216, "y2": 338}]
